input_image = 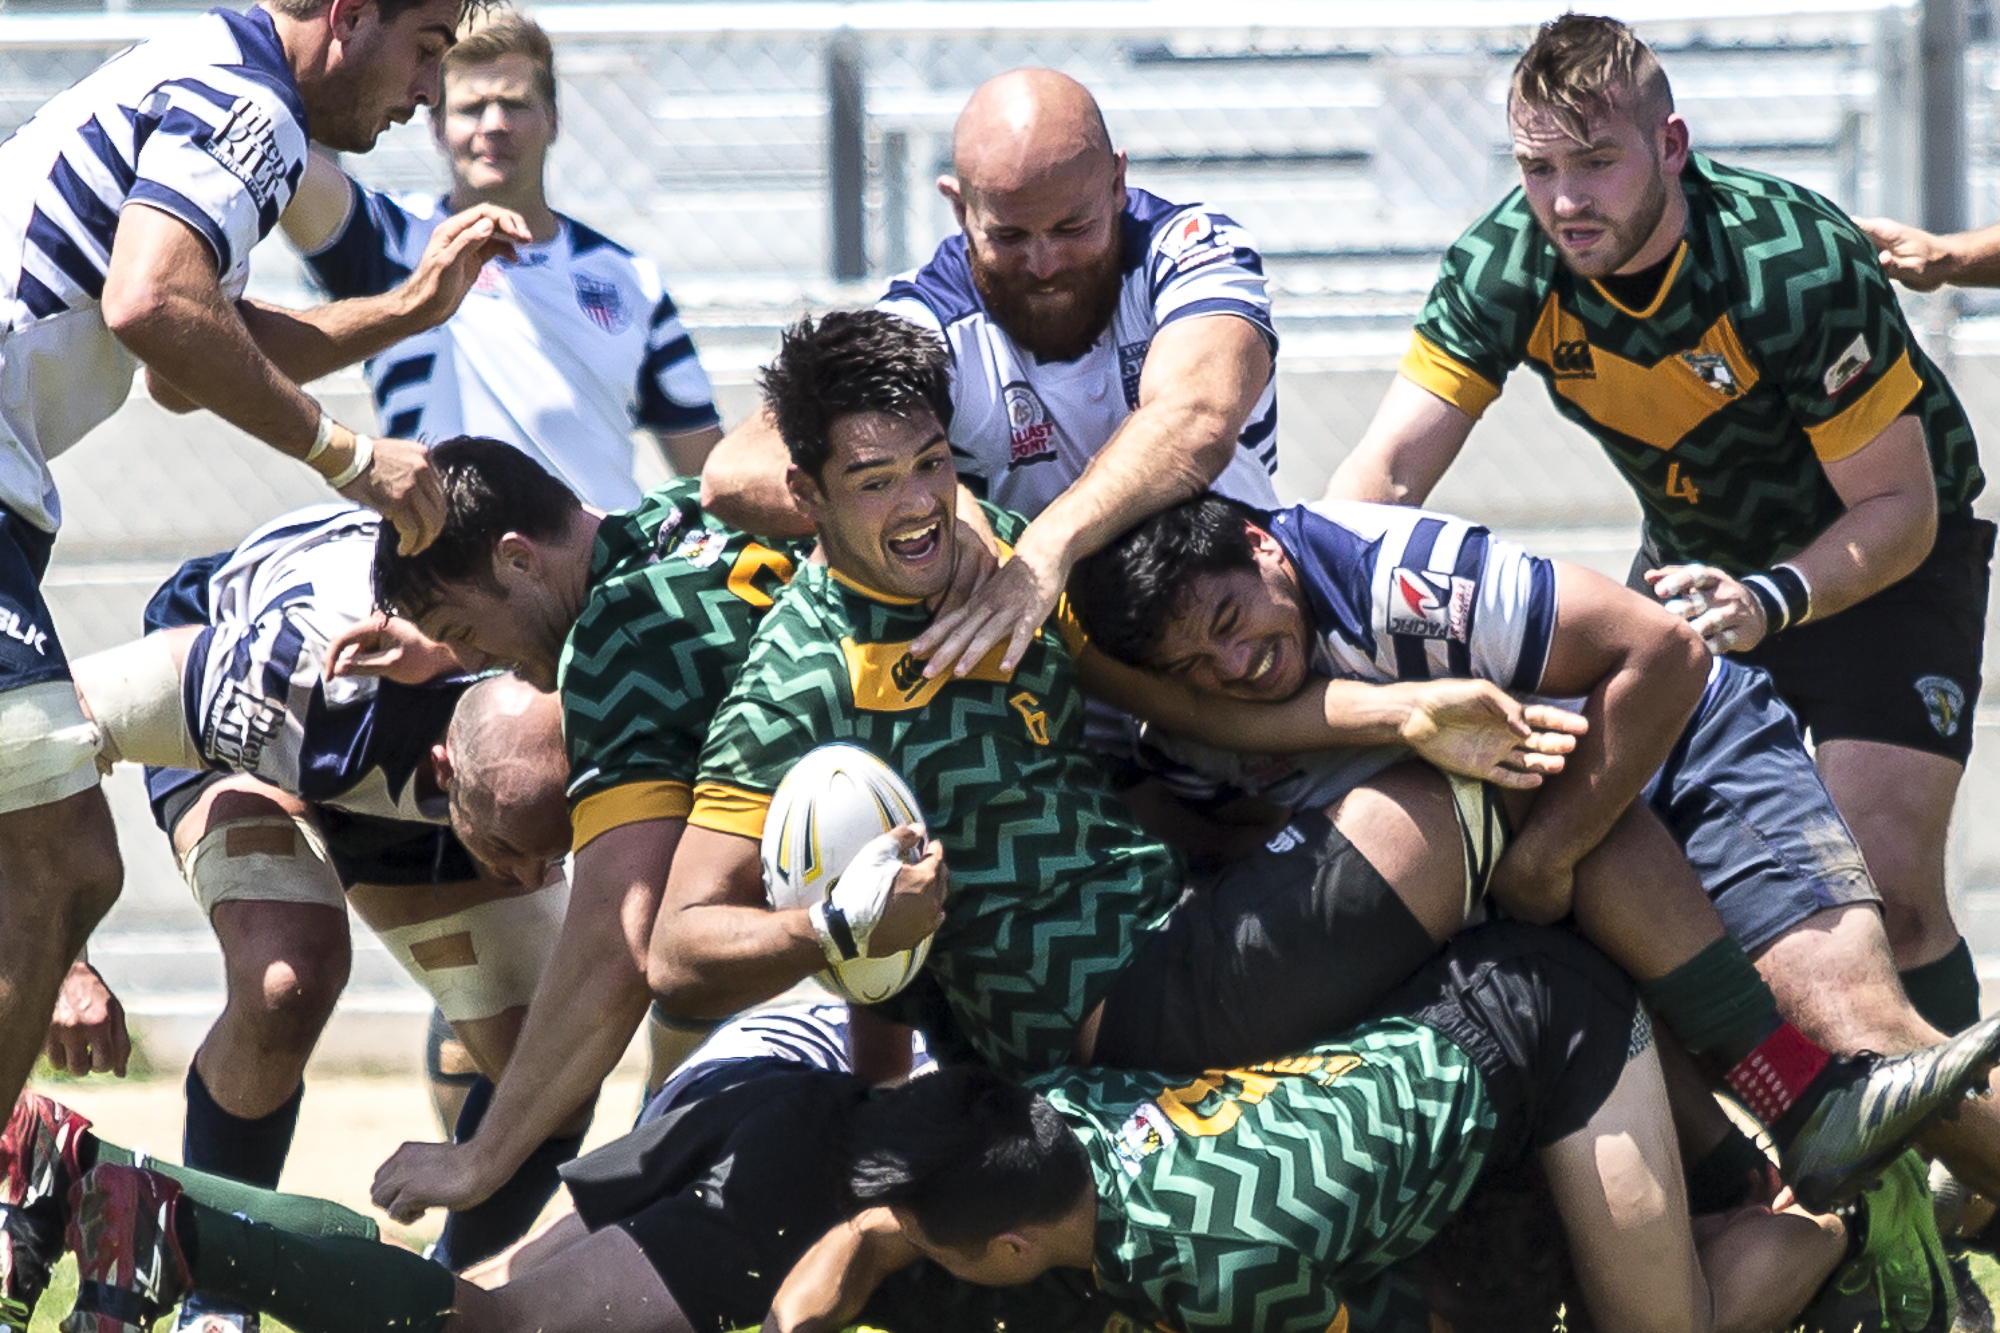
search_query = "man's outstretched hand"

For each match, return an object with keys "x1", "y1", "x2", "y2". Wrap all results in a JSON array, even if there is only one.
[{"x1": 1397, "y1": 680, "x2": 1587, "y2": 788}]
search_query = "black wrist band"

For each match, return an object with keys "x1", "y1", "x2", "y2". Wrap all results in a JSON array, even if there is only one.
[
  {"x1": 1741, "y1": 573, "x2": 1789, "y2": 633},
  {"x1": 821, "y1": 903, "x2": 860, "y2": 961},
  {"x1": 1768, "y1": 564, "x2": 1811, "y2": 625}
]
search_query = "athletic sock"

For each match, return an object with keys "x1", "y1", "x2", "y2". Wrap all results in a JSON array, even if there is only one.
[
  {"x1": 1684, "y1": 1122, "x2": 1774, "y2": 1215},
  {"x1": 1901, "y1": 938, "x2": 1982, "y2": 1036},
  {"x1": 183, "y1": 1064, "x2": 303, "y2": 1189},
  {"x1": 85, "y1": 1136, "x2": 377, "y2": 1241},
  {"x1": 179, "y1": 1199, "x2": 456, "y2": 1333},
  {"x1": 1636, "y1": 936, "x2": 1832, "y2": 1133}
]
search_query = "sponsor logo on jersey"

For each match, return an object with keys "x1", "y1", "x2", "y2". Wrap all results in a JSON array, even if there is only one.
[
  {"x1": 1158, "y1": 211, "x2": 1215, "y2": 260},
  {"x1": 0, "y1": 608, "x2": 49, "y2": 656},
  {"x1": 671, "y1": 527, "x2": 727, "y2": 569},
  {"x1": 1917, "y1": 674, "x2": 1965, "y2": 738},
  {"x1": 1680, "y1": 351, "x2": 1739, "y2": 397},
  {"x1": 1003, "y1": 382, "x2": 1057, "y2": 467},
  {"x1": 471, "y1": 262, "x2": 504, "y2": 297},
  {"x1": 1265, "y1": 824, "x2": 1305, "y2": 854},
  {"x1": 1824, "y1": 334, "x2": 1871, "y2": 397},
  {"x1": 205, "y1": 678, "x2": 286, "y2": 770},
  {"x1": 1388, "y1": 568, "x2": 1475, "y2": 642},
  {"x1": 1550, "y1": 339, "x2": 1596, "y2": 378},
  {"x1": 1113, "y1": 1101, "x2": 1177, "y2": 1177},
  {"x1": 573, "y1": 274, "x2": 630, "y2": 332},
  {"x1": 1118, "y1": 340, "x2": 1149, "y2": 410},
  {"x1": 202, "y1": 97, "x2": 286, "y2": 208},
  {"x1": 649, "y1": 507, "x2": 688, "y2": 561}
]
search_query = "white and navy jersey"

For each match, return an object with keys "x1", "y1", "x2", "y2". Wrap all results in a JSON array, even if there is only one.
[
  {"x1": 175, "y1": 504, "x2": 466, "y2": 821},
  {"x1": 0, "y1": 7, "x2": 308, "y2": 532},
  {"x1": 639, "y1": 1002, "x2": 936, "y2": 1125},
  {"x1": 303, "y1": 185, "x2": 720, "y2": 510},
  {"x1": 878, "y1": 188, "x2": 1279, "y2": 519},
  {"x1": 1137, "y1": 501, "x2": 1558, "y2": 813}
]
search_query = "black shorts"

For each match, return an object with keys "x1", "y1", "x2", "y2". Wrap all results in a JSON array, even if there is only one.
[
  {"x1": 1091, "y1": 808, "x2": 1441, "y2": 1074},
  {"x1": 561, "y1": 1058, "x2": 1116, "y2": 1333},
  {"x1": 1637, "y1": 515, "x2": 1995, "y2": 764},
  {"x1": 1375, "y1": 921, "x2": 1641, "y2": 1171}
]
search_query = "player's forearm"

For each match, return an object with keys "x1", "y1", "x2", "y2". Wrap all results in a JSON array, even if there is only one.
[
  {"x1": 237, "y1": 292, "x2": 429, "y2": 386},
  {"x1": 1923, "y1": 223, "x2": 2000, "y2": 287},
  {"x1": 1782, "y1": 489, "x2": 1936, "y2": 623},
  {"x1": 106, "y1": 282, "x2": 322, "y2": 454},
  {"x1": 1323, "y1": 374, "x2": 1476, "y2": 506},
  {"x1": 701, "y1": 409, "x2": 815, "y2": 538},
  {"x1": 646, "y1": 903, "x2": 826, "y2": 1019}
]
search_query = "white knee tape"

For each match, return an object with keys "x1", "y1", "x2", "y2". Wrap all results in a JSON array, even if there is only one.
[
  {"x1": 0, "y1": 679, "x2": 103, "y2": 815},
  {"x1": 181, "y1": 816, "x2": 344, "y2": 917},
  {"x1": 373, "y1": 879, "x2": 570, "y2": 1024},
  {"x1": 69, "y1": 634, "x2": 205, "y2": 771}
]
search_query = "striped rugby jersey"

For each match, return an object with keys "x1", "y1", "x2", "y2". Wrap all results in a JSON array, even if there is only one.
[
  {"x1": 877, "y1": 188, "x2": 1279, "y2": 519},
  {"x1": 1040, "y1": 1021, "x2": 1492, "y2": 1332},
  {"x1": 152, "y1": 503, "x2": 469, "y2": 823},
  {"x1": 304, "y1": 184, "x2": 719, "y2": 509},
  {"x1": 0, "y1": 6, "x2": 308, "y2": 532}
]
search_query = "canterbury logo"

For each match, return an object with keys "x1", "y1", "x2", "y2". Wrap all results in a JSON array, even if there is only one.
[{"x1": 1551, "y1": 340, "x2": 1596, "y2": 376}]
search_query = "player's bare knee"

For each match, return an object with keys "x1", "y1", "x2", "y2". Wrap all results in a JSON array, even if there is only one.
[{"x1": 1330, "y1": 762, "x2": 1465, "y2": 943}]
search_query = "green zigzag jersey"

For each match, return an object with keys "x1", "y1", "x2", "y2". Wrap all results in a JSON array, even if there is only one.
[
  {"x1": 1037, "y1": 1021, "x2": 1494, "y2": 1333},
  {"x1": 559, "y1": 477, "x2": 802, "y2": 817},
  {"x1": 691, "y1": 505, "x2": 1182, "y2": 1078},
  {"x1": 1410, "y1": 153, "x2": 1981, "y2": 572}
]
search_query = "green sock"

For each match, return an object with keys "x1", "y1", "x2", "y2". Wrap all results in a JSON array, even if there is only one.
[
  {"x1": 1637, "y1": 935, "x2": 1780, "y2": 1066},
  {"x1": 1901, "y1": 938, "x2": 1982, "y2": 1035},
  {"x1": 184, "y1": 1201, "x2": 456, "y2": 1333},
  {"x1": 87, "y1": 1138, "x2": 378, "y2": 1240}
]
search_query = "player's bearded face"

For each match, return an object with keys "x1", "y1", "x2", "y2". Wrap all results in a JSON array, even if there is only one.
[
  {"x1": 959, "y1": 163, "x2": 1125, "y2": 362},
  {"x1": 309, "y1": 0, "x2": 456, "y2": 153},
  {"x1": 1149, "y1": 544, "x2": 1312, "y2": 704},
  {"x1": 1511, "y1": 102, "x2": 1677, "y2": 280},
  {"x1": 794, "y1": 408, "x2": 961, "y2": 605}
]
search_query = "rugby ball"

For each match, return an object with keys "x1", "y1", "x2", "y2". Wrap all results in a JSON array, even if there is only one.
[{"x1": 762, "y1": 743, "x2": 933, "y2": 1004}]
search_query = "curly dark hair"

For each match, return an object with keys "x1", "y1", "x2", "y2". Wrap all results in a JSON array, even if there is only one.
[
  {"x1": 1069, "y1": 492, "x2": 1267, "y2": 667},
  {"x1": 760, "y1": 310, "x2": 952, "y2": 483},
  {"x1": 846, "y1": 1065, "x2": 1091, "y2": 1250},
  {"x1": 371, "y1": 436, "x2": 580, "y2": 620}
]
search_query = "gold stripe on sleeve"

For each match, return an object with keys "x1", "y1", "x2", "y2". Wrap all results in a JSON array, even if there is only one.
[
  {"x1": 571, "y1": 780, "x2": 695, "y2": 851},
  {"x1": 1400, "y1": 333, "x2": 1503, "y2": 419},
  {"x1": 1805, "y1": 351, "x2": 1923, "y2": 464}
]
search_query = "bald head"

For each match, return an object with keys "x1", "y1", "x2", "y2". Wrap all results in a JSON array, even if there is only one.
[
  {"x1": 951, "y1": 69, "x2": 1113, "y2": 200},
  {"x1": 442, "y1": 675, "x2": 570, "y2": 887}
]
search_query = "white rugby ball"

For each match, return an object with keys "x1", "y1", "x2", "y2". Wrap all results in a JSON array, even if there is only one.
[{"x1": 762, "y1": 743, "x2": 933, "y2": 1004}]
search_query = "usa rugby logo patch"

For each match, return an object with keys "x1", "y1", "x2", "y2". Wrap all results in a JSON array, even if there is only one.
[
  {"x1": 574, "y1": 274, "x2": 629, "y2": 332},
  {"x1": 1388, "y1": 567, "x2": 1475, "y2": 642}
]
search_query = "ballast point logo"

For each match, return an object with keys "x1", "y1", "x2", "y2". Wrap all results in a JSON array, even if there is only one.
[{"x1": 1004, "y1": 382, "x2": 1057, "y2": 467}]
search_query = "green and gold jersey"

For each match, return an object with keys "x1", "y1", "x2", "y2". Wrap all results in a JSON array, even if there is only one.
[
  {"x1": 1407, "y1": 153, "x2": 1982, "y2": 572},
  {"x1": 1039, "y1": 1023, "x2": 1494, "y2": 1333},
  {"x1": 558, "y1": 477, "x2": 800, "y2": 851},
  {"x1": 689, "y1": 506, "x2": 1183, "y2": 1078}
]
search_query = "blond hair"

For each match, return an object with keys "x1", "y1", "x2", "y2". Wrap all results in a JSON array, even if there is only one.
[
  {"x1": 446, "y1": 8, "x2": 556, "y2": 112},
  {"x1": 1510, "y1": 14, "x2": 1673, "y2": 143}
]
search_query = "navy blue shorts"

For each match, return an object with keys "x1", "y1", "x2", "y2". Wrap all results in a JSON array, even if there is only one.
[
  {"x1": 0, "y1": 506, "x2": 71, "y2": 691},
  {"x1": 1647, "y1": 659, "x2": 1880, "y2": 953}
]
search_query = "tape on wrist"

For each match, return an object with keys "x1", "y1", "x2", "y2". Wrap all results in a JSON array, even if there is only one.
[
  {"x1": 304, "y1": 410, "x2": 334, "y2": 466},
  {"x1": 1741, "y1": 573, "x2": 1791, "y2": 633},
  {"x1": 1773, "y1": 563, "x2": 1813, "y2": 625},
  {"x1": 809, "y1": 901, "x2": 861, "y2": 965},
  {"x1": 326, "y1": 434, "x2": 373, "y2": 489}
]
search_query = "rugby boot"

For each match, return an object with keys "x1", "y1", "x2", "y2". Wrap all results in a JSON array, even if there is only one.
[
  {"x1": 62, "y1": 1165, "x2": 190, "y2": 1333},
  {"x1": 1, "y1": 1094, "x2": 92, "y2": 1332},
  {"x1": 1801, "y1": 1150, "x2": 1954, "y2": 1333},
  {"x1": 1783, "y1": 1015, "x2": 2000, "y2": 1214},
  {"x1": 1949, "y1": 1252, "x2": 1995, "y2": 1333}
]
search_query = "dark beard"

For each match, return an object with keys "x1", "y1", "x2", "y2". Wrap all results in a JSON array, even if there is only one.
[{"x1": 970, "y1": 242, "x2": 1123, "y2": 362}]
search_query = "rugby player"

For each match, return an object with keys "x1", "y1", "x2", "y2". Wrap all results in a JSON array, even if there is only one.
[
  {"x1": 1324, "y1": 14, "x2": 1994, "y2": 1051},
  {"x1": 280, "y1": 8, "x2": 725, "y2": 508},
  {"x1": 1075, "y1": 492, "x2": 2000, "y2": 1218},
  {"x1": 780, "y1": 925, "x2": 1911, "y2": 1333},
  {"x1": 361, "y1": 433, "x2": 1584, "y2": 1225},
  {"x1": 701, "y1": 68, "x2": 1278, "y2": 679},
  {"x1": 656, "y1": 309, "x2": 2000, "y2": 1216},
  {"x1": 60, "y1": 508, "x2": 590, "y2": 1284},
  {"x1": 0, "y1": 0, "x2": 536, "y2": 1155},
  {"x1": 4, "y1": 1009, "x2": 1118, "y2": 1333}
]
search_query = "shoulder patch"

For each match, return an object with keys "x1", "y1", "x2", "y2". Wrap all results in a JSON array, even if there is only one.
[
  {"x1": 1114, "y1": 1101, "x2": 1177, "y2": 1177},
  {"x1": 574, "y1": 273, "x2": 630, "y2": 333},
  {"x1": 1823, "y1": 333, "x2": 1871, "y2": 397},
  {"x1": 1388, "y1": 567, "x2": 1475, "y2": 642}
]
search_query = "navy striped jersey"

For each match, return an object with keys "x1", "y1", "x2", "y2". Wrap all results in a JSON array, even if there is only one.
[
  {"x1": 0, "y1": 6, "x2": 309, "y2": 532},
  {"x1": 157, "y1": 504, "x2": 468, "y2": 822},
  {"x1": 877, "y1": 188, "x2": 1279, "y2": 519},
  {"x1": 304, "y1": 183, "x2": 719, "y2": 509}
]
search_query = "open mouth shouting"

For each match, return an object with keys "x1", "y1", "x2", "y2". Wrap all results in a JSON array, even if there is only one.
[{"x1": 887, "y1": 519, "x2": 944, "y2": 565}]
